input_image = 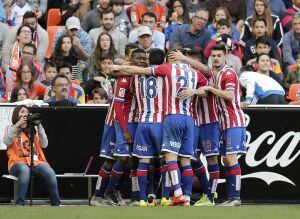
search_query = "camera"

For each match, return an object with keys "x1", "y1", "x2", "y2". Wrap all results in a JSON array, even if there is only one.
[{"x1": 27, "y1": 113, "x2": 42, "y2": 126}]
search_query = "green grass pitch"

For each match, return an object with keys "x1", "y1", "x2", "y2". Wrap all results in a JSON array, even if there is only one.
[{"x1": 0, "y1": 205, "x2": 300, "y2": 219}]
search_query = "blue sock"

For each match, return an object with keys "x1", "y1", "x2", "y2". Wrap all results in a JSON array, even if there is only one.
[
  {"x1": 225, "y1": 164, "x2": 241, "y2": 199},
  {"x1": 137, "y1": 162, "x2": 150, "y2": 201},
  {"x1": 161, "y1": 164, "x2": 171, "y2": 199},
  {"x1": 181, "y1": 165, "x2": 193, "y2": 197},
  {"x1": 94, "y1": 165, "x2": 111, "y2": 197},
  {"x1": 107, "y1": 161, "x2": 124, "y2": 193},
  {"x1": 167, "y1": 161, "x2": 182, "y2": 197},
  {"x1": 116, "y1": 169, "x2": 130, "y2": 190},
  {"x1": 191, "y1": 160, "x2": 209, "y2": 194},
  {"x1": 147, "y1": 165, "x2": 154, "y2": 196},
  {"x1": 207, "y1": 164, "x2": 219, "y2": 202}
]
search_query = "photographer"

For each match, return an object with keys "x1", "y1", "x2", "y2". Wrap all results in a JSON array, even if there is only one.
[{"x1": 3, "y1": 105, "x2": 60, "y2": 206}]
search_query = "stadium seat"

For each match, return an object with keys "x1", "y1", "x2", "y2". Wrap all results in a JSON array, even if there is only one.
[
  {"x1": 287, "y1": 83, "x2": 300, "y2": 104},
  {"x1": 45, "y1": 26, "x2": 64, "y2": 59},
  {"x1": 47, "y1": 9, "x2": 61, "y2": 27}
]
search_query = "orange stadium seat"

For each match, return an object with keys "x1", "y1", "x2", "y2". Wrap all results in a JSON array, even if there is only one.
[
  {"x1": 46, "y1": 26, "x2": 64, "y2": 59},
  {"x1": 47, "y1": 9, "x2": 61, "y2": 27},
  {"x1": 288, "y1": 83, "x2": 300, "y2": 105}
]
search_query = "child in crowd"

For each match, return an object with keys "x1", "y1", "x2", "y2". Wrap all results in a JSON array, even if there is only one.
[
  {"x1": 41, "y1": 61, "x2": 58, "y2": 87},
  {"x1": 87, "y1": 87, "x2": 109, "y2": 104},
  {"x1": 111, "y1": 0, "x2": 131, "y2": 36},
  {"x1": 8, "y1": 0, "x2": 33, "y2": 26}
]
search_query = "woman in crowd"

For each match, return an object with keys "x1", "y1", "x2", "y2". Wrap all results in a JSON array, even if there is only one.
[
  {"x1": 164, "y1": 0, "x2": 191, "y2": 42},
  {"x1": 9, "y1": 86, "x2": 28, "y2": 103},
  {"x1": 51, "y1": 35, "x2": 82, "y2": 83},
  {"x1": 1, "y1": 24, "x2": 33, "y2": 77},
  {"x1": 240, "y1": 0, "x2": 283, "y2": 47},
  {"x1": 2, "y1": 62, "x2": 45, "y2": 102},
  {"x1": 3, "y1": 105, "x2": 60, "y2": 206},
  {"x1": 207, "y1": 7, "x2": 239, "y2": 41}
]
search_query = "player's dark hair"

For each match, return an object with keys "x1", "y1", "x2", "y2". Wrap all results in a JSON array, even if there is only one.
[
  {"x1": 125, "y1": 43, "x2": 140, "y2": 56},
  {"x1": 255, "y1": 36, "x2": 271, "y2": 47},
  {"x1": 211, "y1": 44, "x2": 227, "y2": 55},
  {"x1": 149, "y1": 48, "x2": 165, "y2": 65},
  {"x1": 216, "y1": 18, "x2": 231, "y2": 28},
  {"x1": 58, "y1": 62, "x2": 72, "y2": 73}
]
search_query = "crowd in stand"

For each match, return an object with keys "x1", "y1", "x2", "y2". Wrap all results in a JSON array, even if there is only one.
[{"x1": 0, "y1": 0, "x2": 299, "y2": 105}]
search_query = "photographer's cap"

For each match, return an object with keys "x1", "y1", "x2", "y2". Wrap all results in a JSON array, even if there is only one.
[
  {"x1": 66, "y1": 17, "x2": 81, "y2": 30},
  {"x1": 138, "y1": 26, "x2": 152, "y2": 37}
]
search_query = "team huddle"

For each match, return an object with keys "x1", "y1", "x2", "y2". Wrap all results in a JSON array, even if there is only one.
[{"x1": 90, "y1": 44, "x2": 246, "y2": 207}]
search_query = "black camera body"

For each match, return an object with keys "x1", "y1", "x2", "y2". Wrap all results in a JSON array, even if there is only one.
[{"x1": 27, "y1": 113, "x2": 42, "y2": 126}]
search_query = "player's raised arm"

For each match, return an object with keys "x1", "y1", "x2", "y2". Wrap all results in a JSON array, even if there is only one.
[
  {"x1": 168, "y1": 50, "x2": 210, "y2": 74},
  {"x1": 110, "y1": 65, "x2": 151, "y2": 75}
]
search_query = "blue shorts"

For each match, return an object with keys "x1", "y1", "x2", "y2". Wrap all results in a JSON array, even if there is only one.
[
  {"x1": 132, "y1": 122, "x2": 163, "y2": 158},
  {"x1": 220, "y1": 127, "x2": 247, "y2": 156},
  {"x1": 100, "y1": 124, "x2": 116, "y2": 160},
  {"x1": 162, "y1": 115, "x2": 195, "y2": 157},
  {"x1": 114, "y1": 122, "x2": 138, "y2": 157},
  {"x1": 198, "y1": 122, "x2": 220, "y2": 156},
  {"x1": 194, "y1": 125, "x2": 200, "y2": 154}
]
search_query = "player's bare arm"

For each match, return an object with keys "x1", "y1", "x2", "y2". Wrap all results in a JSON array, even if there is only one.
[
  {"x1": 203, "y1": 86, "x2": 234, "y2": 101},
  {"x1": 178, "y1": 88, "x2": 207, "y2": 100},
  {"x1": 110, "y1": 65, "x2": 151, "y2": 75}
]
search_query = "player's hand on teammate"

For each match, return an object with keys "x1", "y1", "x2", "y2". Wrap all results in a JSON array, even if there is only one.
[
  {"x1": 168, "y1": 50, "x2": 186, "y2": 62},
  {"x1": 202, "y1": 86, "x2": 212, "y2": 92},
  {"x1": 109, "y1": 65, "x2": 122, "y2": 73},
  {"x1": 123, "y1": 131, "x2": 133, "y2": 144},
  {"x1": 178, "y1": 88, "x2": 195, "y2": 99}
]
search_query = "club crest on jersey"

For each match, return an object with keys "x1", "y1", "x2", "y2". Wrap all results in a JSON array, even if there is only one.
[
  {"x1": 226, "y1": 137, "x2": 232, "y2": 148},
  {"x1": 118, "y1": 88, "x2": 126, "y2": 98}
]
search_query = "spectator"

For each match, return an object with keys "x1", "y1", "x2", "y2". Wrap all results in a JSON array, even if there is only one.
[
  {"x1": 84, "y1": 53, "x2": 115, "y2": 97},
  {"x1": 243, "y1": 18, "x2": 281, "y2": 63},
  {"x1": 60, "y1": 0, "x2": 80, "y2": 26},
  {"x1": 51, "y1": 35, "x2": 84, "y2": 83},
  {"x1": 256, "y1": 53, "x2": 284, "y2": 88},
  {"x1": 137, "y1": 25, "x2": 159, "y2": 52},
  {"x1": 164, "y1": 0, "x2": 191, "y2": 42},
  {"x1": 182, "y1": 0, "x2": 207, "y2": 14},
  {"x1": 9, "y1": 86, "x2": 28, "y2": 102},
  {"x1": 44, "y1": 62, "x2": 85, "y2": 103},
  {"x1": 87, "y1": 32, "x2": 117, "y2": 80},
  {"x1": 247, "y1": 0, "x2": 286, "y2": 18},
  {"x1": 81, "y1": 0, "x2": 110, "y2": 32},
  {"x1": 44, "y1": 73, "x2": 80, "y2": 105},
  {"x1": 41, "y1": 61, "x2": 57, "y2": 87},
  {"x1": 2, "y1": 24, "x2": 33, "y2": 80},
  {"x1": 130, "y1": 0, "x2": 166, "y2": 29},
  {"x1": 87, "y1": 87, "x2": 109, "y2": 104},
  {"x1": 128, "y1": 12, "x2": 165, "y2": 50},
  {"x1": 52, "y1": 16, "x2": 92, "y2": 62},
  {"x1": 88, "y1": 8, "x2": 127, "y2": 55},
  {"x1": 239, "y1": 69, "x2": 286, "y2": 106},
  {"x1": 207, "y1": 7, "x2": 239, "y2": 41},
  {"x1": 283, "y1": 12, "x2": 300, "y2": 67},
  {"x1": 2, "y1": 11, "x2": 49, "y2": 72},
  {"x1": 169, "y1": 8, "x2": 210, "y2": 51},
  {"x1": 25, "y1": 0, "x2": 47, "y2": 19},
  {"x1": 247, "y1": 36, "x2": 283, "y2": 78},
  {"x1": 207, "y1": 34, "x2": 242, "y2": 74},
  {"x1": 6, "y1": 43, "x2": 43, "y2": 85},
  {"x1": 3, "y1": 105, "x2": 61, "y2": 206},
  {"x1": 240, "y1": 0, "x2": 283, "y2": 47},
  {"x1": 207, "y1": 0, "x2": 246, "y2": 31},
  {"x1": 2, "y1": 61, "x2": 46, "y2": 102},
  {"x1": 282, "y1": 0, "x2": 300, "y2": 33},
  {"x1": 111, "y1": 0, "x2": 131, "y2": 36},
  {"x1": 8, "y1": 0, "x2": 33, "y2": 26},
  {"x1": 285, "y1": 54, "x2": 300, "y2": 89},
  {"x1": 204, "y1": 19, "x2": 241, "y2": 59},
  {"x1": 0, "y1": 22, "x2": 9, "y2": 64}
]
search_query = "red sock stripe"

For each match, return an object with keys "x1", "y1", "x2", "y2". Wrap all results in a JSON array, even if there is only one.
[
  {"x1": 130, "y1": 170, "x2": 137, "y2": 177},
  {"x1": 137, "y1": 170, "x2": 148, "y2": 177},
  {"x1": 167, "y1": 164, "x2": 179, "y2": 171},
  {"x1": 182, "y1": 169, "x2": 194, "y2": 176},
  {"x1": 193, "y1": 166, "x2": 206, "y2": 174},
  {"x1": 111, "y1": 170, "x2": 123, "y2": 177},
  {"x1": 161, "y1": 165, "x2": 168, "y2": 172},
  {"x1": 225, "y1": 167, "x2": 241, "y2": 176},
  {"x1": 99, "y1": 168, "x2": 111, "y2": 178},
  {"x1": 209, "y1": 172, "x2": 220, "y2": 179}
]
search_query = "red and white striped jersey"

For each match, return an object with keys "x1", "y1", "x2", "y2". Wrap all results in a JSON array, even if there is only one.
[
  {"x1": 114, "y1": 76, "x2": 139, "y2": 123},
  {"x1": 214, "y1": 65, "x2": 245, "y2": 130},
  {"x1": 151, "y1": 63, "x2": 208, "y2": 116},
  {"x1": 134, "y1": 74, "x2": 165, "y2": 123},
  {"x1": 105, "y1": 98, "x2": 115, "y2": 126}
]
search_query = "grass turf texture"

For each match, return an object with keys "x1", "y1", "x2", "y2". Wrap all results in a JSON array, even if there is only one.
[{"x1": 0, "y1": 205, "x2": 299, "y2": 219}]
